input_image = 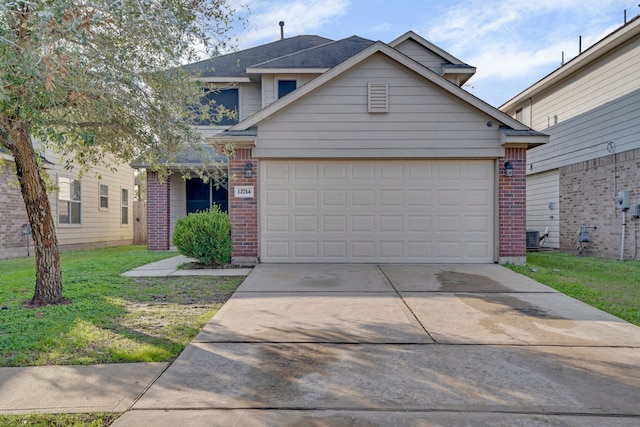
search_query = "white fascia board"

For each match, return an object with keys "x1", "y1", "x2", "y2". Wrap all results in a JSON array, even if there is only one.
[
  {"x1": 500, "y1": 133, "x2": 549, "y2": 148},
  {"x1": 246, "y1": 68, "x2": 329, "y2": 74},
  {"x1": 501, "y1": 16, "x2": 640, "y2": 111},
  {"x1": 196, "y1": 77, "x2": 251, "y2": 83},
  {"x1": 207, "y1": 136, "x2": 256, "y2": 148},
  {"x1": 254, "y1": 147, "x2": 505, "y2": 159},
  {"x1": 443, "y1": 67, "x2": 476, "y2": 74},
  {"x1": 232, "y1": 41, "x2": 528, "y2": 132}
]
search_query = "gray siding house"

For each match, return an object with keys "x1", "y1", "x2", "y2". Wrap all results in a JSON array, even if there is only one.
[
  {"x1": 501, "y1": 15, "x2": 640, "y2": 259},
  {"x1": 146, "y1": 31, "x2": 547, "y2": 265}
]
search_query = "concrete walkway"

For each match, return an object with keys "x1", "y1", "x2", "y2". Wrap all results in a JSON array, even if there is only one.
[
  {"x1": 121, "y1": 255, "x2": 252, "y2": 277},
  {"x1": 2, "y1": 260, "x2": 639, "y2": 426},
  {"x1": 114, "y1": 263, "x2": 640, "y2": 426},
  {"x1": 0, "y1": 256, "x2": 250, "y2": 417}
]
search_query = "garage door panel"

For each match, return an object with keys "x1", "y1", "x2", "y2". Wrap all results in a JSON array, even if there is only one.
[
  {"x1": 260, "y1": 160, "x2": 494, "y2": 263},
  {"x1": 323, "y1": 216, "x2": 346, "y2": 232},
  {"x1": 265, "y1": 215, "x2": 289, "y2": 232},
  {"x1": 293, "y1": 163, "x2": 318, "y2": 180},
  {"x1": 466, "y1": 189, "x2": 491, "y2": 206}
]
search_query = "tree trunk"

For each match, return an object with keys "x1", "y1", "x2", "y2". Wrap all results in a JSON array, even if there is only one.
[{"x1": 10, "y1": 124, "x2": 65, "y2": 306}]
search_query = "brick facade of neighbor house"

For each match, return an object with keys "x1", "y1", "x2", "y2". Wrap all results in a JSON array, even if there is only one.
[
  {"x1": 0, "y1": 161, "x2": 31, "y2": 259},
  {"x1": 560, "y1": 148, "x2": 640, "y2": 259},
  {"x1": 229, "y1": 148, "x2": 259, "y2": 265},
  {"x1": 498, "y1": 146, "x2": 527, "y2": 264},
  {"x1": 146, "y1": 171, "x2": 171, "y2": 250}
]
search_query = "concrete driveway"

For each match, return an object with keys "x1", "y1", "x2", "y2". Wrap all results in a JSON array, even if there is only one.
[{"x1": 115, "y1": 264, "x2": 640, "y2": 426}]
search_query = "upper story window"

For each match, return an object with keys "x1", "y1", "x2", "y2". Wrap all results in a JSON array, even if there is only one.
[
  {"x1": 59, "y1": 177, "x2": 81, "y2": 225},
  {"x1": 278, "y1": 80, "x2": 297, "y2": 98},
  {"x1": 194, "y1": 87, "x2": 239, "y2": 126}
]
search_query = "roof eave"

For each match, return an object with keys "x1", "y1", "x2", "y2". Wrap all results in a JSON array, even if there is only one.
[
  {"x1": 500, "y1": 132, "x2": 549, "y2": 149},
  {"x1": 501, "y1": 15, "x2": 640, "y2": 111},
  {"x1": 232, "y1": 41, "x2": 529, "y2": 132},
  {"x1": 246, "y1": 67, "x2": 329, "y2": 74}
]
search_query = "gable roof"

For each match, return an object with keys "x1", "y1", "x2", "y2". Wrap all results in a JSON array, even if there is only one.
[
  {"x1": 230, "y1": 41, "x2": 534, "y2": 135},
  {"x1": 247, "y1": 36, "x2": 375, "y2": 72},
  {"x1": 501, "y1": 15, "x2": 640, "y2": 111},
  {"x1": 182, "y1": 35, "x2": 333, "y2": 79},
  {"x1": 389, "y1": 31, "x2": 466, "y2": 66}
]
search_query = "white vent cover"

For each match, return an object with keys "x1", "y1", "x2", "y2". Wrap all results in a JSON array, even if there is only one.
[{"x1": 368, "y1": 83, "x2": 388, "y2": 113}]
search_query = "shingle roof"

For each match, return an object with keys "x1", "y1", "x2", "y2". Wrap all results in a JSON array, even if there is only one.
[
  {"x1": 248, "y1": 36, "x2": 375, "y2": 70},
  {"x1": 501, "y1": 128, "x2": 548, "y2": 137},
  {"x1": 182, "y1": 35, "x2": 333, "y2": 78}
]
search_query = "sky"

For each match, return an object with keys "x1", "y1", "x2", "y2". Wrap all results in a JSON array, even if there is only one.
[{"x1": 226, "y1": 0, "x2": 640, "y2": 107}]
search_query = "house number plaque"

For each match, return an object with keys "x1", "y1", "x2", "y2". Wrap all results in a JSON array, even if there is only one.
[{"x1": 234, "y1": 186, "x2": 254, "y2": 198}]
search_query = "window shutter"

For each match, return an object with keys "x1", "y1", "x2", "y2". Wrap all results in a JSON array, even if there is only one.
[{"x1": 368, "y1": 83, "x2": 388, "y2": 113}]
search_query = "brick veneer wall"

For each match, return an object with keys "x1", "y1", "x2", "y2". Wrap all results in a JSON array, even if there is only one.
[
  {"x1": 498, "y1": 147, "x2": 527, "y2": 264},
  {"x1": 0, "y1": 162, "x2": 31, "y2": 259},
  {"x1": 560, "y1": 148, "x2": 640, "y2": 259},
  {"x1": 229, "y1": 148, "x2": 258, "y2": 265},
  {"x1": 146, "y1": 171, "x2": 170, "y2": 250}
]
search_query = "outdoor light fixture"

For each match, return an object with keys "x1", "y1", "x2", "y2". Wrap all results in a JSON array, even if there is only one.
[
  {"x1": 244, "y1": 161, "x2": 254, "y2": 178},
  {"x1": 503, "y1": 161, "x2": 514, "y2": 177}
]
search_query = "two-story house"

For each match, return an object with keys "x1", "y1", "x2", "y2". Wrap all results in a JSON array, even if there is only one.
[
  {"x1": 145, "y1": 31, "x2": 548, "y2": 265},
  {"x1": 501, "y1": 15, "x2": 640, "y2": 259},
  {"x1": 1, "y1": 147, "x2": 135, "y2": 259}
]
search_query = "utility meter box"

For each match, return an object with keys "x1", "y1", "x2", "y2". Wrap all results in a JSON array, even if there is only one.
[
  {"x1": 631, "y1": 202, "x2": 640, "y2": 218},
  {"x1": 616, "y1": 190, "x2": 630, "y2": 209}
]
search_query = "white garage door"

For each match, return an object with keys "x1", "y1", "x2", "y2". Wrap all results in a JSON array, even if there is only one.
[{"x1": 260, "y1": 160, "x2": 495, "y2": 263}]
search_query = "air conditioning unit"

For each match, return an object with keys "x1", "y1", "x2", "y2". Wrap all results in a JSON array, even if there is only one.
[{"x1": 526, "y1": 230, "x2": 540, "y2": 250}]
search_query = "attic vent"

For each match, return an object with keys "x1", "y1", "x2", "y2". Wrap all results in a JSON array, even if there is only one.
[{"x1": 368, "y1": 83, "x2": 388, "y2": 113}]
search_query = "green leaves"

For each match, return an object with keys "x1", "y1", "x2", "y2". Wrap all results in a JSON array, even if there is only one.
[
  {"x1": 0, "y1": 0, "x2": 245, "y2": 170},
  {"x1": 172, "y1": 205, "x2": 232, "y2": 266}
]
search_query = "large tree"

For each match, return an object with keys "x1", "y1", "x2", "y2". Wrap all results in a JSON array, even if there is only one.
[{"x1": 0, "y1": 0, "x2": 242, "y2": 306}]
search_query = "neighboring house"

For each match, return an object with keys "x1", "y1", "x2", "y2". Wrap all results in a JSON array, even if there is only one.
[
  {"x1": 145, "y1": 31, "x2": 548, "y2": 265},
  {"x1": 0, "y1": 148, "x2": 135, "y2": 259},
  {"x1": 501, "y1": 15, "x2": 640, "y2": 259}
]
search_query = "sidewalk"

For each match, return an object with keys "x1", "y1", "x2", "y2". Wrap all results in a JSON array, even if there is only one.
[
  {"x1": 0, "y1": 256, "x2": 251, "y2": 417},
  {"x1": 121, "y1": 255, "x2": 252, "y2": 277}
]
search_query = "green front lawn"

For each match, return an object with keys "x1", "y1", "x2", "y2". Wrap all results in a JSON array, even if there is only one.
[
  {"x1": 507, "y1": 251, "x2": 640, "y2": 326},
  {"x1": 0, "y1": 246, "x2": 242, "y2": 367}
]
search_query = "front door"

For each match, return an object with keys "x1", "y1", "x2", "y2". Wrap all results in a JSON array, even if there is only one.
[{"x1": 186, "y1": 177, "x2": 228, "y2": 214}]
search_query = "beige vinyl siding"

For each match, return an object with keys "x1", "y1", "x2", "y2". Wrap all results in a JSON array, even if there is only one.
[
  {"x1": 525, "y1": 37, "x2": 640, "y2": 173},
  {"x1": 262, "y1": 73, "x2": 321, "y2": 107},
  {"x1": 393, "y1": 39, "x2": 445, "y2": 73},
  {"x1": 241, "y1": 82, "x2": 262, "y2": 119},
  {"x1": 526, "y1": 170, "x2": 560, "y2": 248},
  {"x1": 528, "y1": 88, "x2": 640, "y2": 172},
  {"x1": 47, "y1": 151, "x2": 134, "y2": 247},
  {"x1": 255, "y1": 54, "x2": 503, "y2": 158},
  {"x1": 261, "y1": 75, "x2": 275, "y2": 107}
]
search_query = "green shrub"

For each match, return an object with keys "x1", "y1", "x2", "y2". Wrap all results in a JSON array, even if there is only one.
[{"x1": 172, "y1": 206, "x2": 232, "y2": 266}]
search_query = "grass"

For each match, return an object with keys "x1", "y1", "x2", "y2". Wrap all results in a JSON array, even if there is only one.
[
  {"x1": 0, "y1": 413, "x2": 117, "y2": 427},
  {"x1": 506, "y1": 251, "x2": 640, "y2": 326},
  {"x1": 0, "y1": 246, "x2": 243, "y2": 367}
]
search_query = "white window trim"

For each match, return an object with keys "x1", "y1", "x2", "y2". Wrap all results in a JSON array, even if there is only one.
[
  {"x1": 57, "y1": 175, "x2": 82, "y2": 226},
  {"x1": 121, "y1": 187, "x2": 130, "y2": 226},
  {"x1": 99, "y1": 183, "x2": 109, "y2": 210}
]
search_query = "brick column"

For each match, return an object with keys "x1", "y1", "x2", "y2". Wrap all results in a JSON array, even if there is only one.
[
  {"x1": 146, "y1": 171, "x2": 170, "y2": 250},
  {"x1": 229, "y1": 148, "x2": 258, "y2": 265},
  {"x1": 498, "y1": 146, "x2": 527, "y2": 265}
]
